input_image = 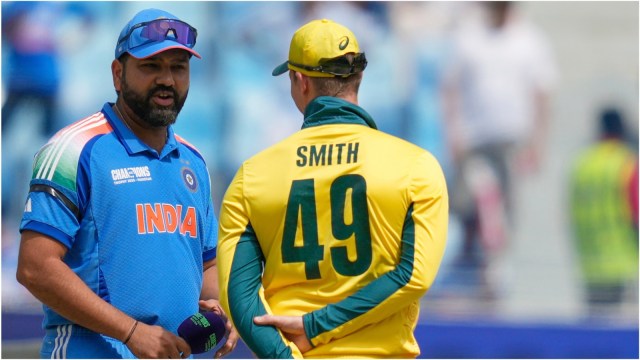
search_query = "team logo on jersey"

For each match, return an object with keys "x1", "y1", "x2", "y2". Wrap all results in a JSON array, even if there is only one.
[
  {"x1": 111, "y1": 166, "x2": 152, "y2": 185},
  {"x1": 182, "y1": 167, "x2": 197, "y2": 192}
]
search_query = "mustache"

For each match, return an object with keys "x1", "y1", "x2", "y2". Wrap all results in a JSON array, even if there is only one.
[{"x1": 148, "y1": 86, "x2": 178, "y2": 102}]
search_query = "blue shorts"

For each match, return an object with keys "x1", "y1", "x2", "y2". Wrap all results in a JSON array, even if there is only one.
[{"x1": 41, "y1": 324, "x2": 134, "y2": 359}]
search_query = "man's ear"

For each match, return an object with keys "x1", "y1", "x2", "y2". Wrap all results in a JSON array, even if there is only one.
[
  {"x1": 294, "y1": 71, "x2": 311, "y2": 95},
  {"x1": 112, "y1": 59, "x2": 123, "y2": 92}
]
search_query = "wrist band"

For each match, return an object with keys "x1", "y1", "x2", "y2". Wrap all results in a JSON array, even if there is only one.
[{"x1": 123, "y1": 320, "x2": 139, "y2": 345}]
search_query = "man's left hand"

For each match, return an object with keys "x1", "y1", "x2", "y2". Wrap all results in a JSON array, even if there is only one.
[{"x1": 199, "y1": 299, "x2": 239, "y2": 358}]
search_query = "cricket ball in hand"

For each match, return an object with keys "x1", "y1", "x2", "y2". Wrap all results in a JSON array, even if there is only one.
[{"x1": 177, "y1": 311, "x2": 226, "y2": 354}]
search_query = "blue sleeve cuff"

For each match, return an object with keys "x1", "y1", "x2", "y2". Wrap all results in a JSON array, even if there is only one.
[
  {"x1": 21, "y1": 221, "x2": 73, "y2": 249},
  {"x1": 203, "y1": 248, "x2": 216, "y2": 262}
]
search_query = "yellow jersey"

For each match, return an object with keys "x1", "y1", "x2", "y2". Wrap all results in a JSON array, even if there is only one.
[{"x1": 218, "y1": 96, "x2": 448, "y2": 358}]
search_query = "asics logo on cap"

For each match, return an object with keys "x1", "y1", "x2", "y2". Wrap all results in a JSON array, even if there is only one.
[{"x1": 339, "y1": 36, "x2": 349, "y2": 50}]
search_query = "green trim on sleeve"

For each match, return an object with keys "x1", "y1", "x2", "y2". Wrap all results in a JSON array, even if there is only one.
[{"x1": 228, "y1": 224, "x2": 294, "y2": 359}]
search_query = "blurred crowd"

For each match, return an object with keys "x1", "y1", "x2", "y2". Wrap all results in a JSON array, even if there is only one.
[{"x1": 1, "y1": 1, "x2": 638, "y2": 322}]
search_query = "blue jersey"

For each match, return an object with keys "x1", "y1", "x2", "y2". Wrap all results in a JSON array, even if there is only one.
[{"x1": 20, "y1": 103, "x2": 217, "y2": 337}]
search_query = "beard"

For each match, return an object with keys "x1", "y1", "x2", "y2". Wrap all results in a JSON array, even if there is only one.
[{"x1": 120, "y1": 75, "x2": 187, "y2": 128}]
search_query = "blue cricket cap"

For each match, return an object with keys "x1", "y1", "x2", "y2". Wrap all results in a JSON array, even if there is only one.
[{"x1": 115, "y1": 8, "x2": 201, "y2": 60}]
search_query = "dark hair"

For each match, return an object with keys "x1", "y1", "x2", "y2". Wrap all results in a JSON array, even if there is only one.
[
  {"x1": 309, "y1": 72, "x2": 363, "y2": 98},
  {"x1": 600, "y1": 107, "x2": 626, "y2": 138}
]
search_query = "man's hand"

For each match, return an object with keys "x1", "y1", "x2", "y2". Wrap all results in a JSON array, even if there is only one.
[
  {"x1": 199, "y1": 299, "x2": 239, "y2": 358},
  {"x1": 253, "y1": 314, "x2": 312, "y2": 353},
  {"x1": 125, "y1": 322, "x2": 191, "y2": 359}
]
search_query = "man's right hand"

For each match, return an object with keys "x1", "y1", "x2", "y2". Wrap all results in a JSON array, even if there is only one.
[{"x1": 126, "y1": 322, "x2": 191, "y2": 359}]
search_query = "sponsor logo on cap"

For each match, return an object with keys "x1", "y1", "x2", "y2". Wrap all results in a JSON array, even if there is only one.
[{"x1": 339, "y1": 36, "x2": 349, "y2": 50}]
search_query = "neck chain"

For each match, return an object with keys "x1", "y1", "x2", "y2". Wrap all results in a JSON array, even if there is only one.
[{"x1": 114, "y1": 103, "x2": 134, "y2": 133}]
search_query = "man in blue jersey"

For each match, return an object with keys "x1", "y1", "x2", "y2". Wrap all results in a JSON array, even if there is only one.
[{"x1": 16, "y1": 8, "x2": 237, "y2": 359}]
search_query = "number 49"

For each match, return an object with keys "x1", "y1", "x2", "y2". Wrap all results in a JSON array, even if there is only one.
[{"x1": 282, "y1": 174, "x2": 372, "y2": 280}]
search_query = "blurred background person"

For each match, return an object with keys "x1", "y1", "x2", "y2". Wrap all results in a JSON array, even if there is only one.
[
  {"x1": 1, "y1": 2, "x2": 92, "y2": 137},
  {"x1": 569, "y1": 107, "x2": 638, "y2": 317},
  {"x1": 443, "y1": 1, "x2": 557, "y2": 303},
  {"x1": 1, "y1": 2, "x2": 94, "y2": 309},
  {"x1": 1, "y1": 1, "x2": 93, "y2": 244}
]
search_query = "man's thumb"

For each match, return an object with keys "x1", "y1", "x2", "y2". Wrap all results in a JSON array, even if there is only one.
[{"x1": 253, "y1": 315, "x2": 273, "y2": 325}]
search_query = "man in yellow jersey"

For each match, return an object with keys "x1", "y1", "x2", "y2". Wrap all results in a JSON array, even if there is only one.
[{"x1": 217, "y1": 19, "x2": 448, "y2": 358}]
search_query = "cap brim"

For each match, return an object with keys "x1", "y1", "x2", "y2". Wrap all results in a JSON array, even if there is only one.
[
  {"x1": 128, "y1": 41, "x2": 202, "y2": 59},
  {"x1": 272, "y1": 61, "x2": 289, "y2": 76}
]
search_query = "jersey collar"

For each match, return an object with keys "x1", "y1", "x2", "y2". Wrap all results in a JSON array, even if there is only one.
[
  {"x1": 302, "y1": 96, "x2": 378, "y2": 130},
  {"x1": 103, "y1": 102, "x2": 179, "y2": 159}
]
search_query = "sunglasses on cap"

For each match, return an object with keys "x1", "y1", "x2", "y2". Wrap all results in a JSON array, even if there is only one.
[
  {"x1": 117, "y1": 19, "x2": 198, "y2": 53},
  {"x1": 289, "y1": 53, "x2": 368, "y2": 77}
]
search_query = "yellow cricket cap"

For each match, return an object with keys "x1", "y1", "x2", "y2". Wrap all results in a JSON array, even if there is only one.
[{"x1": 272, "y1": 19, "x2": 365, "y2": 78}]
